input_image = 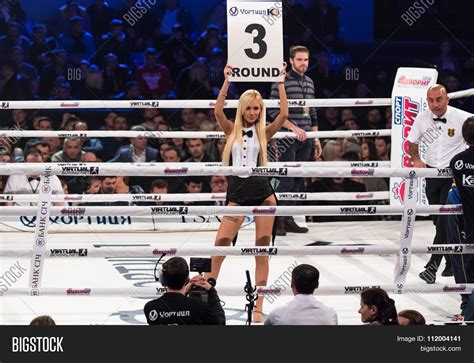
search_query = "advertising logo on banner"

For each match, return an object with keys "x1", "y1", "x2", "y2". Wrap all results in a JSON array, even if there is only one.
[
  {"x1": 227, "y1": 1, "x2": 283, "y2": 82},
  {"x1": 390, "y1": 68, "x2": 438, "y2": 205}
]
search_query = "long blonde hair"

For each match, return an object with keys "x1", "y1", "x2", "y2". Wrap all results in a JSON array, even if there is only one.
[{"x1": 222, "y1": 89, "x2": 267, "y2": 166}]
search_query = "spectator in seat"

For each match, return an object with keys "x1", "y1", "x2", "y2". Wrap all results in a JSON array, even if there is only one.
[
  {"x1": 58, "y1": 16, "x2": 95, "y2": 61},
  {"x1": 87, "y1": 0, "x2": 116, "y2": 38},
  {"x1": 51, "y1": 137, "x2": 85, "y2": 162},
  {"x1": 73, "y1": 120, "x2": 103, "y2": 155},
  {"x1": 102, "y1": 53, "x2": 131, "y2": 99},
  {"x1": 101, "y1": 114, "x2": 130, "y2": 161},
  {"x1": 374, "y1": 136, "x2": 390, "y2": 161},
  {"x1": 134, "y1": 48, "x2": 172, "y2": 99},
  {"x1": 149, "y1": 179, "x2": 168, "y2": 206},
  {"x1": 109, "y1": 125, "x2": 158, "y2": 192},
  {"x1": 265, "y1": 264, "x2": 338, "y2": 325},
  {"x1": 160, "y1": 24, "x2": 195, "y2": 80},
  {"x1": 0, "y1": 21, "x2": 30, "y2": 64},
  {"x1": 153, "y1": 0, "x2": 196, "y2": 37},
  {"x1": 0, "y1": 61, "x2": 32, "y2": 100}
]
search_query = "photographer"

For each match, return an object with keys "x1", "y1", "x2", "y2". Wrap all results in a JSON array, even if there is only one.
[{"x1": 144, "y1": 257, "x2": 225, "y2": 325}]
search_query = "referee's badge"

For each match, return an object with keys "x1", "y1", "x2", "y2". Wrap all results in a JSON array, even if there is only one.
[{"x1": 447, "y1": 128, "x2": 455, "y2": 137}]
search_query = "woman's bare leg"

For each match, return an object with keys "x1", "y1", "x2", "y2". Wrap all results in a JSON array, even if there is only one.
[
  {"x1": 253, "y1": 195, "x2": 277, "y2": 322},
  {"x1": 205, "y1": 202, "x2": 244, "y2": 281}
]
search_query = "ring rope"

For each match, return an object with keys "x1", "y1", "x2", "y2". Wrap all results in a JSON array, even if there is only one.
[
  {"x1": 0, "y1": 191, "x2": 390, "y2": 203},
  {"x1": 0, "y1": 204, "x2": 462, "y2": 217},
  {"x1": 0, "y1": 164, "x2": 452, "y2": 178},
  {"x1": 5, "y1": 284, "x2": 474, "y2": 297},
  {"x1": 0, "y1": 87, "x2": 471, "y2": 110},
  {"x1": 0, "y1": 129, "x2": 391, "y2": 139},
  {"x1": 2, "y1": 244, "x2": 472, "y2": 258}
]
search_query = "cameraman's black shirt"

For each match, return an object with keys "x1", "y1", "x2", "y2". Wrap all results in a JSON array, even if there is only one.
[
  {"x1": 144, "y1": 288, "x2": 225, "y2": 325},
  {"x1": 450, "y1": 147, "x2": 474, "y2": 243}
]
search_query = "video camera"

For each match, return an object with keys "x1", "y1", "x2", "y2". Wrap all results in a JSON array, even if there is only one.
[{"x1": 188, "y1": 257, "x2": 215, "y2": 303}]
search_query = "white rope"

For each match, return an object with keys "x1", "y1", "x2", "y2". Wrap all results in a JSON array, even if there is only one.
[
  {"x1": 0, "y1": 98, "x2": 392, "y2": 110},
  {"x1": 0, "y1": 88, "x2": 471, "y2": 110},
  {"x1": 2, "y1": 244, "x2": 472, "y2": 258},
  {"x1": 4, "y1": 284, "x2": 474, "y2": 297},
  {"x1": 0, "y1": 129, "x2": 391, "y2": 139},
  {"x1": 0, "y1": 204, "x2": 462, "y2": 217},
  {"x1": 0, "y1": 163, "x2": 452, "y2": 178},
  {"x1": 0, "y1": 191, "x2": 390, "y2": 203}
]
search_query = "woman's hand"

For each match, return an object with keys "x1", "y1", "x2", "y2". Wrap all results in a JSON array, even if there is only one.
[
  {"x1": 280, "y1": 62, "x2": 287, "y2": 78},
  {"x1": 223, "y1": 64, "x2": 233, "y2": 80}
]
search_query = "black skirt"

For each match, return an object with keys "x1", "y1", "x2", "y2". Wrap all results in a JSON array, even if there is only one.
[{"x1": 227, "y1": 175, "x2": 275, "y2": 206}]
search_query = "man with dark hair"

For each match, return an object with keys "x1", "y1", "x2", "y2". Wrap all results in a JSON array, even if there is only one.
[
  {"x1": 374, "y1": 136, "x2": 391, "y2": 161},
  {"x1": 269, "y1": 45, "x2": 320, "y2": 236},
  {"x1": 449, "y1": 116, "x2": 474, "y2": 316},
  {"x1": 264, "y1": 264, "x2": 337, "y2": 325},
  {"x1": 144, "y1": 257, "x2": 225, "y2": 325}
]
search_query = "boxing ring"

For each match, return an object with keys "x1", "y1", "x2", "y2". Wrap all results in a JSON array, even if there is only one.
[{"x1": 1, "y1": 90, "x2": 474, "y2": 325}]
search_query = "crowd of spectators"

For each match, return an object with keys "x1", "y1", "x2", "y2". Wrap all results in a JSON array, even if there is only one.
[{"x1": 1, "y1": 0, "x2": 473, "y2": 222}]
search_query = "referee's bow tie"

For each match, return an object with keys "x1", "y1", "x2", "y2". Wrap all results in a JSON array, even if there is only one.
[
  {"x1": 433, "y1": 117, "x2": 447, "y2": 123},
  {"x1": 242, "y1": 129, "x2": 253, "y2": 138}
]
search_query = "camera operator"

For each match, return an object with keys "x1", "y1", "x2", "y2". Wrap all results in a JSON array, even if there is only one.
[{"x1": 144, "y1": 257, "x2": 225, "y2": 325}]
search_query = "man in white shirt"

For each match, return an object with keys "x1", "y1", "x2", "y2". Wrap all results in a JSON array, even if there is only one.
[
  {"x1": 407, "y1": 84, "x2": 473, "y2": 283},
  {"x1": 264, "y1": 264, "x2": 338, "y2": 325},
  {"x1": 4, "y1": 148, "x2": 64, "y2": 206}
]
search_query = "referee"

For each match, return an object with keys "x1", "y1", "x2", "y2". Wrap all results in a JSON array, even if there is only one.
[
  {"x1": 450, "y1": 116, "x2": 474, "y2": 316},
  {"x1": 407, "y1": 84, "x2": 472, "y2": 283}
]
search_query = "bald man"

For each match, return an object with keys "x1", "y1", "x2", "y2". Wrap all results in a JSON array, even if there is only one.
[{"x1": 407, "y1": 84, "x2": 473, "y2": 283}]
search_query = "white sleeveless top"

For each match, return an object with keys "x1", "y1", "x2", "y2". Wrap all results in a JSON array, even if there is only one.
[{"x1": 231, "y1": 126, "x2": 260, "y2": 178}]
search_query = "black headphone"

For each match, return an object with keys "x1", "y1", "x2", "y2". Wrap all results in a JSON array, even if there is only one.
[{"x1": 154, "y1": 254, "x2": 167, "y2": 286}]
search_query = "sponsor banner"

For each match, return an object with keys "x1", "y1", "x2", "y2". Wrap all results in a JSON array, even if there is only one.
[
  {"x1": 339, "y1": 207, "x2": 376, "y2": 215},
  {"x1": 241, "y1": 247, "x2": 278, "y2": 256},
  {"x1": 227, "y1": 1, "x2": 283, "y2": 82},
  {"x1": 60, "y1": 102, "x2": 80, "y2": 108},
  {"x1": 350, "y1": 168, "x2": 375, "y2": 176},
  {"x1": 340, "y1": 247, "x2": 365, "y2": 254},
  {"x1": 50, "y1": 249, "x2": 88, "y2": 257},
  {"x1": 443, "y1": 285, "x2": 466, "y2": 292},
  {"x1": 390, "y1": 67, "x2": 437, "y2": 205},
  {"x1": 394, "y1": 175, "x2": 418, "y2": 293},
  {"x1": 152, "y1": 248, "x2": 177, "y2": 255},
  {"x1": 57, "y1": 132, "x2": 87, "y2": 138},
  {"x1": 129, "y1": 101, "x2": 159, "y2": 108},
  {"x1": 150, "y1": 206, "x2": 189, "y2": 215},
  {"x1": 277, "y1": 193, "x2": 307, "y2": 201},
  {"x1": 427, "y1": 245, "x2": 463, "y2": 253},
  {"x1": 251, "y1": 167, "x2": 288, "y2": 176},
  {"x1": 251, "y1": 207, "x2": 276, "y2": 215},
  {"x1": 164, "y1": 167, "x2": 188, "y2": 175},
  {"x1": 344, "y1": 285, "x2": 381, "y2": 294},
  {"x1": 60, "y1": 208, "x2": 86, "y2": 216},
  {"x1": 29, "y1": 166, "x2": 53, "y2": 293},
  {"x1": 59, "y1": 163, "x2": 99, "y2": 176},
  {"x1": 66, "y1": 288, "x2": 91, "y2": 295}
]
